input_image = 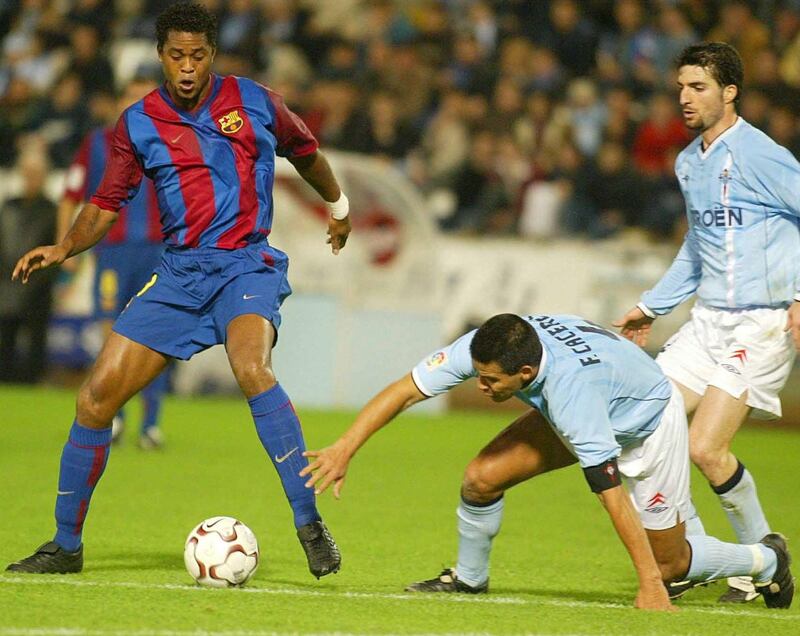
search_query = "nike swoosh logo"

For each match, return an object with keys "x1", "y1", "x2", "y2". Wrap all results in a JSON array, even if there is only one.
[
  {"x1": 57, "y1": 490, "x2": 75, "y2": 496},
  {"x1": 170, "y1": 132, "x2": 185, "y2": 144},
  {"x1": 274, "y1": 447, "x2": 298, "y2": 463},
  {"x1": 243, "y1": 294, "x2": 261, "y2": 300}
]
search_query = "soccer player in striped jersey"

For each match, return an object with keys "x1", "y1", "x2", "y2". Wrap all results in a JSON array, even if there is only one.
[
  {"x1": 614, "y1": 42, "x2": 800, "y2": 603},
  {"x1": 59, "y1": 77, "x2": 169, "y2": 450},
  {"x1": 302, "y1": 314, "x2": 793, "y2": 610},
  {"x1": 8, "y1": 1, "x2": 349, "y2": 579}
]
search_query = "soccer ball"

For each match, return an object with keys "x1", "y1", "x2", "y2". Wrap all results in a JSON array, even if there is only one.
[{"x1": 183, "y1": 516, "x2": 259, "y2": 588}]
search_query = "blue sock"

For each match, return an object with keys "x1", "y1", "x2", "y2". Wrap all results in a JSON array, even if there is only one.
[
  {"x1": 686, "y1": 535, "x2": 776, "y2": 584},
  {"x1": 53, "y1": 421, "x2": 112, "y2": 552},
  {"x1": 249, "y1": 384, "x2": 320, "y2": 528},
  {"x1": 455, "y1": 496, "x2": 504, "y2": 587},
  {"x1": 141, "y1": 370, "x2": 168, "y2": 433},
  {"x1": 713, "y1": 461, "x2": 771, "y2": 545}
]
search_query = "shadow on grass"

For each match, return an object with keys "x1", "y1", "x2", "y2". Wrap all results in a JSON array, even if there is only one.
[{"x1": 88, "y1": 551, "x2": 182, "y2": 572}]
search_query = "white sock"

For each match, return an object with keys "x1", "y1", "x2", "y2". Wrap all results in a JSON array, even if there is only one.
[
  {"x1": 714, "y1": 463, "x2": 770, "y2": 545},
  {"x1": 687, "y1": 535, "x2": 776, "y2": 584},
  {"x1": 455, "y1": 497, "x2": 503, "y2": 587}
]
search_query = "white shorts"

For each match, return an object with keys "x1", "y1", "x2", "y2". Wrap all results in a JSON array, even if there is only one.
[
  {"x1": 656, "y1": 304, "x2": 796, "y2": 419},
  {"x1": 618, "y1": 385, "x2": 692, "y2": 531}
]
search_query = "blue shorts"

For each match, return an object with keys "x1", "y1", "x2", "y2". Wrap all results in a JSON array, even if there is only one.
[
  {"x1": 113, "y1": 243, "x2": 291, "y2": 360},
  {"x1": 94, "y1": 243, "x2": 164, "y2": 319}
]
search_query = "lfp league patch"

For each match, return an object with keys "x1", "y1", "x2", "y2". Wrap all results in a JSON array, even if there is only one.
[{"x1": 426, "y1": 351, "x2": 447, "y2": 371}]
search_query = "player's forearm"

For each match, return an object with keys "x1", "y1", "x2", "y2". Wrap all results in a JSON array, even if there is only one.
[
  {"x1": 290, "y1": 150, "x2": 342, "y2": 203},
  {"x1": 338, "y1": 375, "x2": 426, "y2": 456},
  {"x1": 61, "y1": 204, "x2": 118, "y2": 258},
  {"x1": 56, "y1": 198, "x2": 79, "y2": 243},
  {"x1": 598, "y1": 485, "x2": 663, "y2": 586}
]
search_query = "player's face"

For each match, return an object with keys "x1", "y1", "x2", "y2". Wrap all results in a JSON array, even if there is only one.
[
  {"x1": 677, "y1": 64, "x2": 735, "y2": 132},
  {"x1": 473, "y1": 360, "x2": 537, "y2": 402},
  {"x1": 159, "y1": 31, "x2": 215, "y2": 109}
]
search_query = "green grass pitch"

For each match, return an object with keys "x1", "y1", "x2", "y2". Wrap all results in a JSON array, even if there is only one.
[{"x1": 1, "y1": 385, "x2": 799, "y2": 635}]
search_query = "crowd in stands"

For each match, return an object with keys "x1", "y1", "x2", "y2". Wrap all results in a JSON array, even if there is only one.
[{"x1": 2, "y1": 0, "x2": 800, "y2": 242}]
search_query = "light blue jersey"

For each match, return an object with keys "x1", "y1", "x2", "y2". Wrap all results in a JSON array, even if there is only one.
[
  {"x1": 411, "y1": 314, "x2": 672, "y2": 468},
  {"x1": 641, "y1": 118, "x2": 800, "y2": 314}
]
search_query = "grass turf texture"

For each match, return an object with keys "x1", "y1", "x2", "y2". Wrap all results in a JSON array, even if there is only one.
[{"x1": 1, "y1": 385, "x2": 799, "y2": 635}]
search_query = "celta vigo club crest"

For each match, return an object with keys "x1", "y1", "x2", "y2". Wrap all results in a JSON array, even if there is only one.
[{"x1": 218, "y1": 110, "x2": 243, "y2": 135}]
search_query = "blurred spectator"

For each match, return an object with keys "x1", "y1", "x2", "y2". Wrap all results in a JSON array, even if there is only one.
[
  {"x1": 707, "y1": 1, "x2": 770, "y2": 78},
  {"x1": 562, "y1": 77, "x2": 607, "y2": 157},
  {"x1": 538, "y1": 0, "x2": 598, "y2": 78},
  {"x1": 0, "y1": 148, "x2": 56, "y2": 383},
  {"x1": 68, "y1": 23, "x2": 114, "y2": 95},
  {"x1": 578, "y1": 140, "x2": 647, "y2": 238},
  {"x1": 653, "y1": 5, "x2": 696, "y2": 76},
  {"x1": 30, "y1": 71, "x2": 88, "y2": 167},
  {"x1": 67, "y1": 0, "x2": 113, "y2": 36},
  {"x1": 419, "y1": 89, "x2": 470, "y2": 182},
  {"x1": 632, "y1": 92, "x2": 690, "y2": 176},
  {"x1": 603, "y1": 84, "x2": 639, "y2": 148},
  {"x1": 0, "y1": 75, "x2": 39, "y2": 166},
  {"x1": 749, "y1": 47, "x2": 800, "y2": 109},
  {"x1": 440, "y1": 129, "x2": 510, "y2": 234},
  {"x1": 766, "y1": 104, "x2": 800, "y2": 159},
  {"x1": 355, "y1": 91, "x2": 419, "y2": 160},
  {"x1": 596, "y1": 0, "x2": 660, "y2": 95},
  {"x1": 740, "y1": 88, "x2": 771, "y2": 131},
  {"x1": 2, "y1": 0, "x2": 799, "y2": 243}
]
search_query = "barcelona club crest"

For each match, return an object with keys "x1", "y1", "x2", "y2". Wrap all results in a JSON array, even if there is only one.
[{"x1": 218, "y1": 110, "x2": 243, "y2": 135}]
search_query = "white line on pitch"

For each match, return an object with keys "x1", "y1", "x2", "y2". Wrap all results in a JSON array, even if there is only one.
[{"x1": 0, "y1": 576, "x2": 798, "y2": 622}]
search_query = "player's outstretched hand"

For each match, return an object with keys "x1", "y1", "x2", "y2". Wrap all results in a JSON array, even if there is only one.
[
  {"x1": 612, "y1": 306, "x2": 655, "y2": 348},
  {"x1": 300, "y1": 440, "x2": 353, "y2": 499},
  {"x1": 12, "y1": 244, "x2": 69, "y2": 284},
  {"x1": 327, "y1": 216, "x2": 351, "y2": 255},
  {"x1": 635, "y1": 584, "x2": 677, "y2": 611},
  {"x1": 786, "y1": 301, "x2": 800, "y2": 352}
]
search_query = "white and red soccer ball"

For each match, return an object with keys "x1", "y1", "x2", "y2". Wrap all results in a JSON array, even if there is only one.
[{"x1": 184, "y1": 516, "x2": 259, "y2": 588}]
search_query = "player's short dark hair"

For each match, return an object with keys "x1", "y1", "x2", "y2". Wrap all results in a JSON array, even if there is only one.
[
  {"x1": 156, "y1": 1, "x2": 218, "y2": 52},
  {"x1": 470, "y1": 314, "x2": 543, "y2": 374},
  {"x1": 676, "y1": 42, "x2": 743, "y2": 109}
]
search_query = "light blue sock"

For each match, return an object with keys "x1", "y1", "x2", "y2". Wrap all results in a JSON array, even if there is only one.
[
  {"x1": 713, "y1": 462, "x2": 770, "y2": 545},
  {"x1": 686, "y1": 535, "x2": 776, "y2": 584},
  {"x1": 684, "y1": 499, "x2": 706, "y2": 536},
  {"x1": 455, "y1": 496, "x2": 503, "y2": 587}
]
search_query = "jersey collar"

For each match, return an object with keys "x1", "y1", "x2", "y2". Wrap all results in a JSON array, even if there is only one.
[
  {"x1": 697, "y1": 116, "x2": 743, "y2": 160},
  {"x1": 158, "y1": 73, "x2": 222, "y2": 119}
]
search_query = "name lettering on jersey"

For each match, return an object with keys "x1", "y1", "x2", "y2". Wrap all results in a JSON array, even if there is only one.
[
  {"x1": 690, "y1": 207, "x2": 743, "y2": 228},
  {"x1": 218, "y1": 110, "x2": 244, "y2": 135},
  {"x1": 533, "y1": 316, "x2": 602, "y2": 367}
]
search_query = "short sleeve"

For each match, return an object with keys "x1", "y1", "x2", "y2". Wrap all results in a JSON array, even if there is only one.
[
  {"x1": 89, "y1": 114, "x2": 144, "y2": 212},
  {"x1": 411, "y1": 331, "x2": 477, "y2": 397},
  {"x1": 264, "y1": 88, "x2": 319, "y2": 159}
]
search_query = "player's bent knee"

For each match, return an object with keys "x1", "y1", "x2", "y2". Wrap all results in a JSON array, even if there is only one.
[
  {"x1": 231, "y1": 360, "x2": 276, "y2": 396},
  {"x1": 689, "y1": 441, "x2": 727, "y2": 476},
  {"x1": 75, "y1": 381, "x2": 116, "y2": 428},
  {"x1": 461, "y1": 459, "x2": 504, "y2": 503}
]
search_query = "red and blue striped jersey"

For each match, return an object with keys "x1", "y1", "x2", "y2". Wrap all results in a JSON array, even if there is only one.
[
  {"x1": 65, "y1": 128, "x2": 162, "y2": 246},
  {"x1": 90, "y1": 74, "x2": 319, "y2": 249}
]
